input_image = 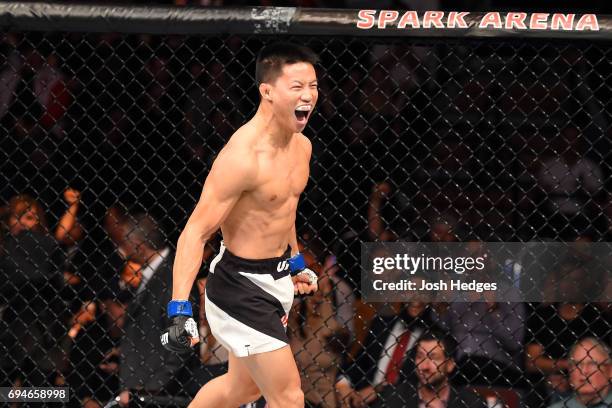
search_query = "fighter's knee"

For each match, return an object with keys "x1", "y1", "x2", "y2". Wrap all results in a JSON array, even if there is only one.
[
  {"x1": 271, "y1": 386, "x2": 304, "y2": 408},
  {"x1": 235, "y1": 383, "x2": 261, "y2": 405},
  {"x1": 238, "y1": 391, "x2": 261, "y2": 405}
]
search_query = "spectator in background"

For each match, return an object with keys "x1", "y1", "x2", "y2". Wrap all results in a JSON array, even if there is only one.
[
  {"x1": 0, "y1": 193, "x2": 65, "y2": 386},
  {"x1": 434, "y1": 242, "x2": 525, "y2": 388},
  {"x1": 372, "y1": 326, "x2": 486, "y2": 408},
  {"x1": 335, "y1": 302, "x2": 436, "y2": 407},
  {"x1": 55, "y1": 188, "x2": 83, "y2": 264},
  {"x1": 114, "y1": 212, "x2": 197, "y2": 407},
  {"x1": 548, "y1": 337, "x2": 612, "y2": 408},
  {"x1": 435, "y1": 301, "x2": 525, "y2": 387},
  {"x1": 535, "y1": 126, "x2": 604, "y2": 240},
  {"x1": 526, "y1": 303, "x2": 611, "y2": 406},
  {"x1": 68, "y1": 204, "x2": 128, "y2": 304},
  {"x1": 66, "y1": 299, "x2": 125, "y2": 408},
  {"x1": 4, "y1": 189, "x2": 83, "y2": 316},
  {"x1": 55, "y1": 188, "x2": 87, "y2": 312}
]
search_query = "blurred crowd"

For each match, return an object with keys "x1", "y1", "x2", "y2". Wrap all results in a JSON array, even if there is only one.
[
  {"x1": 0, "y1": 190, "x2": 610, "y2": 407},
  {"x1": 0, "y1": 10, "x2": 611, "y2": 408}
]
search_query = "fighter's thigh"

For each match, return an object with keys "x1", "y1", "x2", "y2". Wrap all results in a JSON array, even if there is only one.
[
  {"x1": 227, "y1": 351, "x2": 261, "y2": 397},
  {"x1": 240, "y1": 345, "x2": 301, "y2": 397}
]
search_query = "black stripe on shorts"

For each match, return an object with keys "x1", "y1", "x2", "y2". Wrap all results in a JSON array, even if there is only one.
[{"x1": 206, "y1": 247, "x2": 291, "y2": 343}]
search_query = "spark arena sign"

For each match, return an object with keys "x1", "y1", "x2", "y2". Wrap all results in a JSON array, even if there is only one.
[{"x1": 357, "y1": 11, "x2": 599, "y2": 32}]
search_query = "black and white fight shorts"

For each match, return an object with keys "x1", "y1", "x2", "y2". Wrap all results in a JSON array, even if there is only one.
[{"x1": 205, "y1": 242, "x2": 294, "y2": 357}]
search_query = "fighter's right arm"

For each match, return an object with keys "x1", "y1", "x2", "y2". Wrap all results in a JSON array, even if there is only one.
[{"x1": 172, "y1": 146, "x2": 256, "y2": 300}]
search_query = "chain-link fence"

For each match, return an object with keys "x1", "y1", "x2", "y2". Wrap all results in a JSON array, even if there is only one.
[{"x1": 1, "y1": 4, "x2": 611, "y2": 408}]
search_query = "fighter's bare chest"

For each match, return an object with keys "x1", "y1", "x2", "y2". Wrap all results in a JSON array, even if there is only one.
[{"x1": 250, "y1": 156, "x2": 309, "y2": 206}]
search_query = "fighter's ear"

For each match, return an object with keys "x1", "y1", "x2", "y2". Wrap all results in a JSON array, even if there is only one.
[{"x1": 259, "y1": 83, "x2": 273, "y2": 102}]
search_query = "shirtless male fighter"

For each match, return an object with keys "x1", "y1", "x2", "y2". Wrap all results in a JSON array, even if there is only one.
[{"x1": 161, "y1": 42, "x2": 320, "y2": 408}]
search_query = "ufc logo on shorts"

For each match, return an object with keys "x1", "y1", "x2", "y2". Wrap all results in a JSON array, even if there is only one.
[
  {"x1": 160, "y1": 332, "x2": 169, "y2": 346},
  {"x1": 277, "y1": 261, "x2": 289, "y2": 272},
  {"x1": 280, "y1": 314, "x2": 288, "y2": 328}
]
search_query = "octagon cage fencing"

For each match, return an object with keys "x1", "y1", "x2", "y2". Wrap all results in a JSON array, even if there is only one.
[{"x1": 0, "y1": 3, "x2": 611, "y2": 408}]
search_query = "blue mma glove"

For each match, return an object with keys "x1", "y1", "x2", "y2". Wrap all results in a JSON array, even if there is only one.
[
  {"x1": 161, "y1": 300, "x2": 199, "y2": 353},
  {"x1": 289, "y1": 253, "x2": 318, "y2": 294}
]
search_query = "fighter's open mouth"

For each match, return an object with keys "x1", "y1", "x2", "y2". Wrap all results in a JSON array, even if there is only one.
[
  {"x1": 295, "y1": 110, "x2": 308, "y2": 120},
  {"x1": 295, "y1": 104, "x2": 311, "y2": 121}
]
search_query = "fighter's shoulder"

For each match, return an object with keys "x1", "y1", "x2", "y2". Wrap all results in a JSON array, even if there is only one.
[
  {"x1": 296, "y1": 133, "x2": 312, "y2": 157},
  {"x1": 214, "y1": 129, "x2": 258, "y2": 173}
]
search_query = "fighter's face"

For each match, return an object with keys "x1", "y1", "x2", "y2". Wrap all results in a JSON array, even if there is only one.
[{"x1": 269, "y1": 62, "x2": 318, "y2": 133}]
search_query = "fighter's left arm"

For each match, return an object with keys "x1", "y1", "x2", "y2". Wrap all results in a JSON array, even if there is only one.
[
  {"x1": 289, "y1": 223, "x2": 300, "y2": 257},
  {"x1": 290, "y1": 134, "x2": 316, "y2": 295}
]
